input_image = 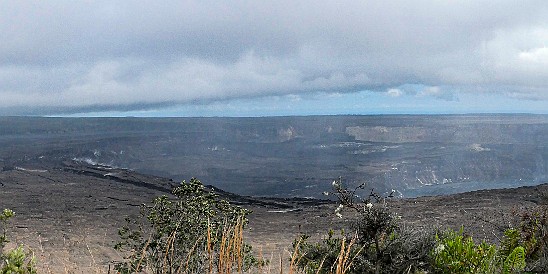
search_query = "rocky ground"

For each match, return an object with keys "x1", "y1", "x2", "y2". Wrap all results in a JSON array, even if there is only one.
[{"x1": 1, "y1": 161, "x2": 547, "y2": 273}]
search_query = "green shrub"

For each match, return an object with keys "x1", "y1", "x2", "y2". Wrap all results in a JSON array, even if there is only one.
[
  {"x1": 432, "y1": 228, "x2": 498, "y2": 273},
  {"x1": 502, "y1": 246, "x2": 526, "y2": 274},
  {"x1": 432, "y1": 227, "x2": 526, "y2": 274},
  {"x1": 0, "y1": 209, "x2": 15, "y2": 248},
  {"x1": 510, "y1": 205, "x2": 548, "y2": 272},
  {"x1": 114, "y1": 178, "x2": 262, "y2": 274},
  {"x1": 1, "y1": 246, "x2": 37, "y2": 274},
  {"x1": 499, "y1": 229, "x2": 521, "y2": 259},
  {"x1": 0, "y1": 209, "x2": 37, "y2": 274}
]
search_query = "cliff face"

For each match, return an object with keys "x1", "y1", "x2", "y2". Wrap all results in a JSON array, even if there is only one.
[
  {"x1": 0, "y1": 114, "x2": 546, "y2": 198},
  {"x1": 346, "y1": 124, "x2": 546, "y2": 144},
  {"x1": 342, "y1": 121, "x2": 547, "y2": 196}
]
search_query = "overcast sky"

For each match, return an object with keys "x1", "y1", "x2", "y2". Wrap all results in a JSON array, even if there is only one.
[{"x1": 1, "y1": 1, "x2": 547, "y2": 116}]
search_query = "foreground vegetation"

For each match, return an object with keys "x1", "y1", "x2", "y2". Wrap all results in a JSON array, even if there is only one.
[
  {"x1": 293, "y1": 178, "x2": 547, "y2": 273},
  {"x1": 114, "y1": 178, "x2": 262, "y2": 273},
  {"x1": 2, "y1": 178, "x2": 547, "y2": 273},
  {"x1": 1, "y1": 209, "x2": 36, "y2": 274}
]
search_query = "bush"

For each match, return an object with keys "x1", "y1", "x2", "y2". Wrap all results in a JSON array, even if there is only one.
[
  {"x1": 0, "y1": 209, "x2": 37, "y2": 274},
  {"x1": 1, "y1": 246, "x2": 37, "y2": 274},
  {"x1": 0, "y1": 209, "x2": 15, "y2": 248},
  {"x1": 114, "y1": 178, "x2": 262, "y2": 274},
  {"x1": 509, "y1": 205, "x2": 548, "y2": 272},
  {"x1": 293, "y1": 178, "x2": 434, "y2": 274},
  {"x1": 433, "y1": 228, "x2": 495, "y2": 273},
  {"x1": 432, "y1": 227, "x2": 527, "y2": 274},
  {"x1": 292, "y1": 178, "x2": 542, "y2": 273}
]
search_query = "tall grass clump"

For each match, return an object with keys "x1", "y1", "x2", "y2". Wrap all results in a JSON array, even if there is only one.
[
  {"x1": 114, "y1": 178, "x2": 262, "y2": 274},
  {"x1": 292, "y1": 230, "x2": 365, "y2": 274}
]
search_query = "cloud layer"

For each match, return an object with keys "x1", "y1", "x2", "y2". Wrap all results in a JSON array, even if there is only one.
[{"x1": 1, "y1": 1, "x2": 547, "y2": 114}]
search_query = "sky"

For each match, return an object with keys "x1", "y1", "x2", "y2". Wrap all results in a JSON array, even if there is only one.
[{"x1": 1, "y1": 1, "x2": 547, "y2": 116}]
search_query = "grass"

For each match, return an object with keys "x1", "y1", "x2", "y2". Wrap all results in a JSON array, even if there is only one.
[
  {"x1": 29, "y1": 220, "x2": 354, "y2": 274},
  {"x1": 4, "y1": 215, "x2": 544, "y2": 274}
]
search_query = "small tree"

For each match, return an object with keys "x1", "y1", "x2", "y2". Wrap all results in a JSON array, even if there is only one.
[
  {"x1": 1, "y1": 209, "x2": 15, "y2": 249},
  {"x1": 114, "y1": 178, "x2": 261, "y2": 274}
]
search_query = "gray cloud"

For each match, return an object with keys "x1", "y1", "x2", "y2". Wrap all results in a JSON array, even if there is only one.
[{"x1": 1, "y1": 0, "x2": 547, "y2": 114}]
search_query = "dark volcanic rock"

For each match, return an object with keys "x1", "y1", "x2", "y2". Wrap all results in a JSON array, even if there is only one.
[
  {"x1": 0, "y1": 115, "x2": 546, "y2": 198},
  {"x1": 1, "y1": 162, "x2": 547, "y2": 272}
]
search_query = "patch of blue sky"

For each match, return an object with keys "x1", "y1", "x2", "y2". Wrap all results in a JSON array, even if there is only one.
[{"x1": 66, "y1": 90, "x2": 547, "y2": 117}]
